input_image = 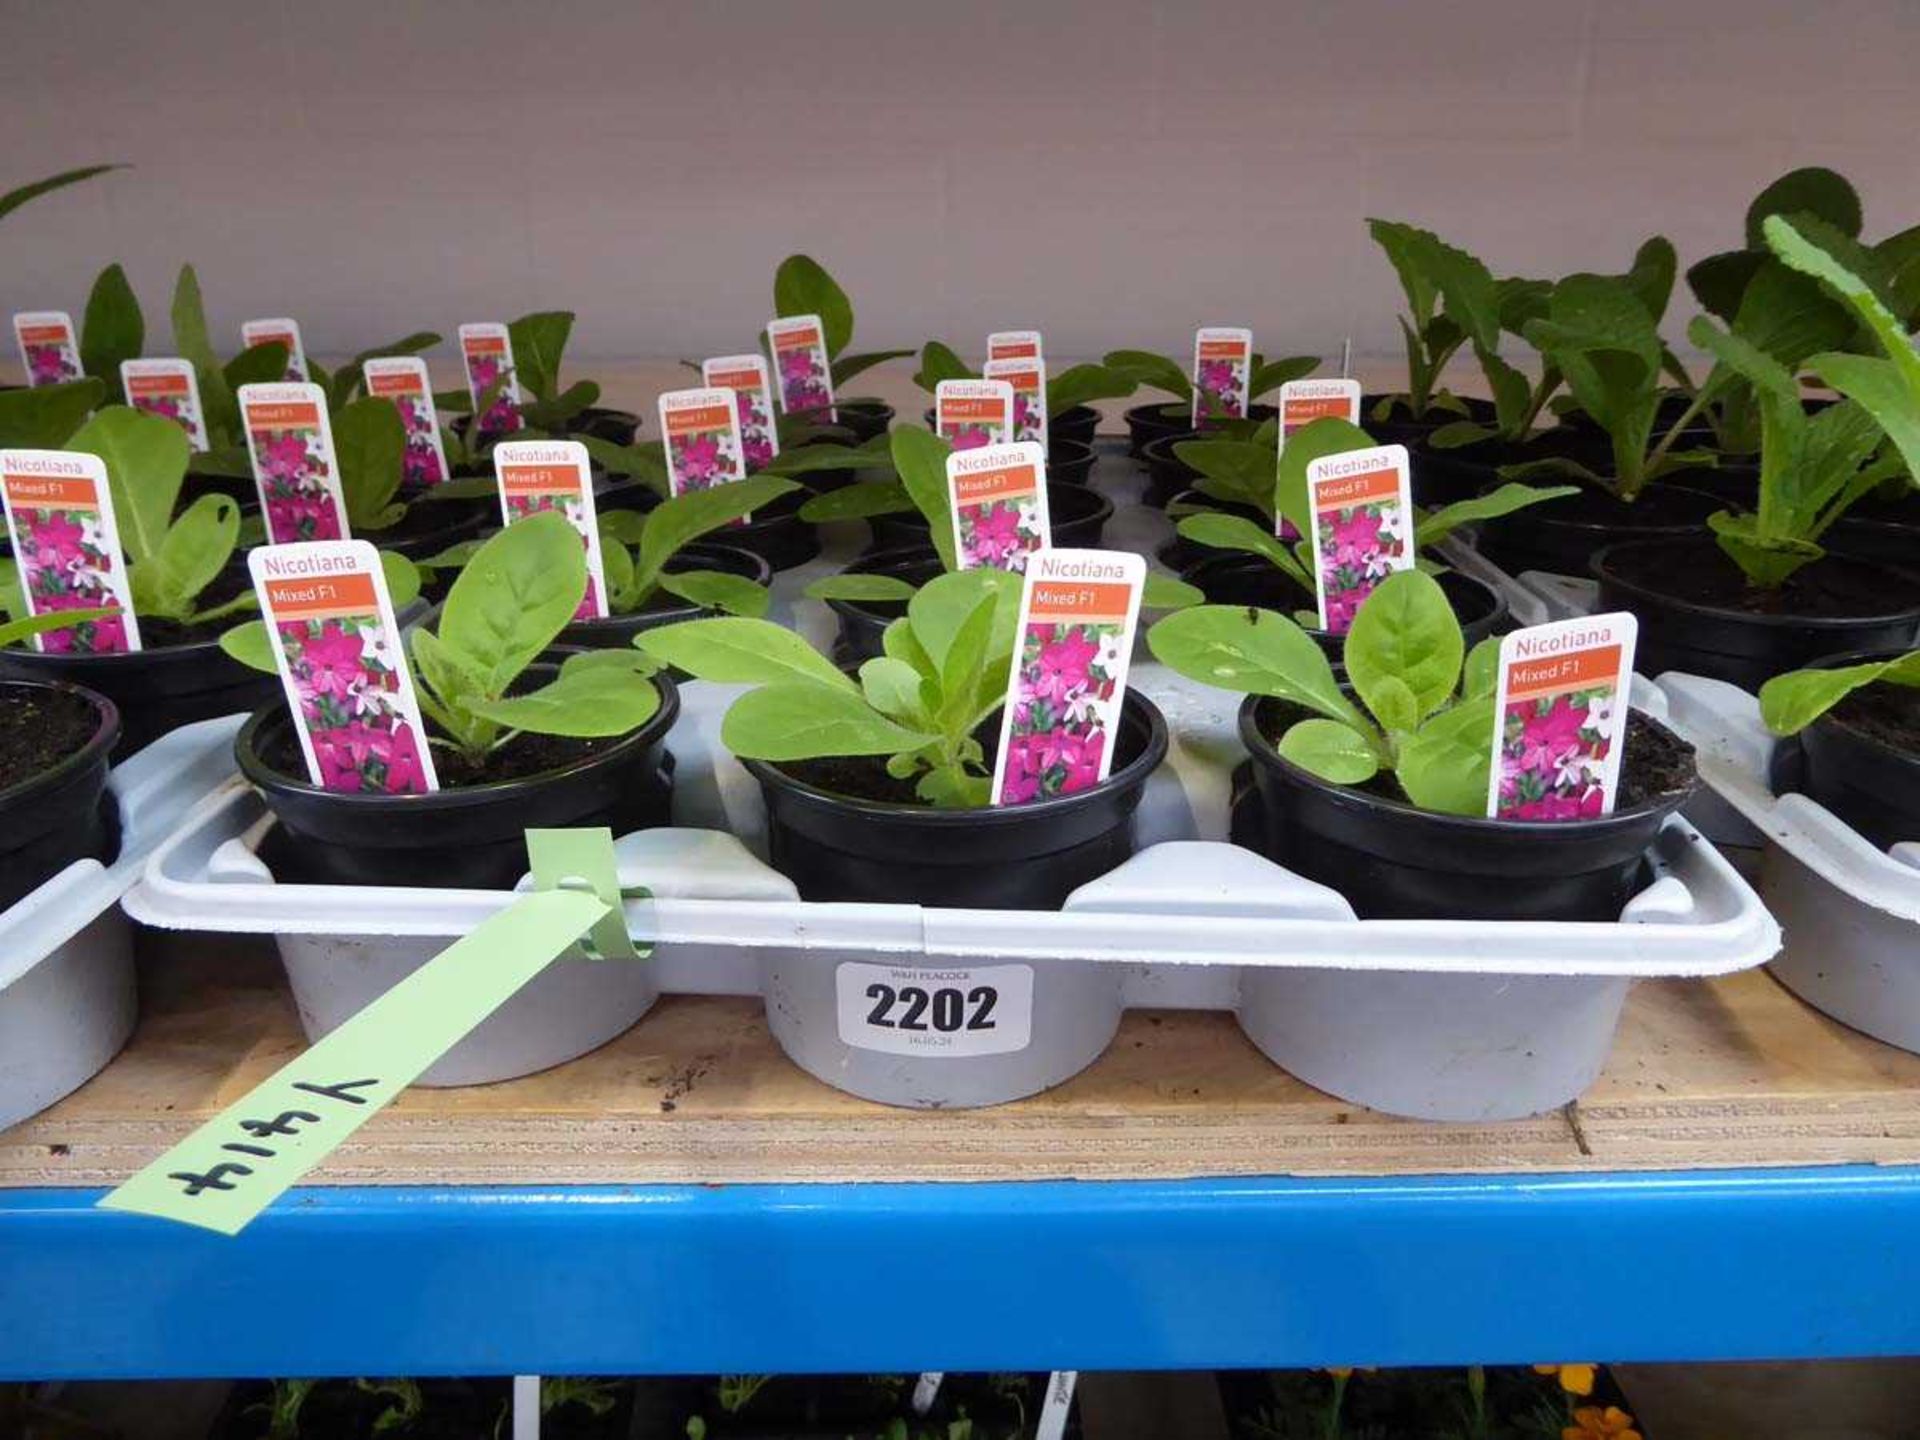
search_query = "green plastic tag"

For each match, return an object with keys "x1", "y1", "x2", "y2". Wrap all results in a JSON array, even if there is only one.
[
  {"x1": 97, "y1": 889, "x2": 609, "y2": 1236},
  {"x1": 525, "y1": 827, "x2": 649, "y2": 963}
]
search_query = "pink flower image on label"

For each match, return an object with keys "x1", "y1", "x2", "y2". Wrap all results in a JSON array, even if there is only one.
[
  {"x1": 256, "y1": 429, "x2": 342, "y2": 543},
  {"x1": 1315, "y1": 500, "x2": 1407, "y2": 633},
  {"x1": 733, "y1": 389, "x2": 775, "y2": 471},
  {"x1": 504, "y1": 490, "x2": 600, "y2": 620},
  {"x1": 25, "y1": 342, "x2": 77, "y2": 386},
  {"x1": 13, "y1": 506, "x2": 131, "y2": 654},
  {"x1": 948, "y1": 423, "x2": 993, "y2": 451},
  {"x1": 998, "y1": 620, "x2": 1126, "y2": 805},
  {"x1": 957, "y1": 498, "x2": 1039, "y2": 570},
  {"x1": 466, "y1": 352, "x2": 522, "y2": 436},
  {"x1": 1497, "y1": 686, "x2": 1619, "y2": 821},
  {"x1": 1195, "y1": 357, "x2": 1243, "y2": 418},
  {"x1": 776, "y1": 345, "x2": 831, "y2": 414},
  {"x1": 395, "y1": 395, "x2": 447, "y2": 487},
  {"x1": 275, "y1": 614, "x2": 431, "y2": 795},
  {"x1": 668, "y1": 426, "x2": 743, "y2": 493}
]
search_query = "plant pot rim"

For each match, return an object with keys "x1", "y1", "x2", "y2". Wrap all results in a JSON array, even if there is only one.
[
  {"x1": 1592, "y1": 537, "x2": 1920, "y2": 632},
  {"x1": 1799, "y1": 646, "x2": 1920, "y2": 767},
  {"x1": 1238, "y1": 693, "x2": 1694, "y2": 838},
  {"x1": 0, "y1": 678, "x2": 120, "y2": 808},
  {"x1": 742, "y1": 689, "x2": 1168, "y2": 824},
  {"x1": 236, "y1": 667, "x2": 681, "y2": 811}
]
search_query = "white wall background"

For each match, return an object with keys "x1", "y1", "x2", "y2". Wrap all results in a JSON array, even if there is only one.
[{"x1": 3, "y1": 0, "x2": 1918, "y2": 369}]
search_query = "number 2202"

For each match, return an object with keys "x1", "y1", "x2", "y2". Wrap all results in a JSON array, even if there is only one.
[{"x1": 864, "y1": 983, "x2": 998, "y2": 1033}]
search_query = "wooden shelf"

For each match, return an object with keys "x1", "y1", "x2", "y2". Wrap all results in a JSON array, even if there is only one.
[{"x1": 6, "y1": 937, "x2": 1920, "y2": 1189}]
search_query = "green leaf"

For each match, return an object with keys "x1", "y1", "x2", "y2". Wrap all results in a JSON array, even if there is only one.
[
  {"x1": 1708, "y1": 510, "x2": 1826, "y2": 589},
  {"x1": 1146, "y1": 604, "x2": 1371, "y2": 732},
  {"x1": 1746, "y1": 166, "x2": 1862, "y2": 249},
  {"x1": 1175, "y1": 437, "x2": 1276, "y2": 515},
  {"x1": 859, "y1": 655, "x2": 932, "y2": 726},
  {"x1": 217, "y1": 618, "x2": 275, "y2": 672},
  {"x1": 1365, "y1": 674, "x2": 1420, "y2": 734},
  {"x1": 222, "y1": 338, "x2": 288, "y2": 395},
  {"x1": 1277, "y1": 717, "x2": 1379, "y2": 785},
  {"x1": 1344, "y1": 570, "x2": 1463, "y2": 724},
  {"x1": 1759, "y1": 653, "x2": 1920, "y2": 735},
  {"x1": 657, "y1": 568, "x2": 770, "y2": 617},
  {"x1": 1175, "y1": 511, "x2": 1311, "y2": 588},
  {"x1": 1368, "y1": 219, "x2": 1442, "y2": 328},
  {"x1": 1416, "y1": 482, "x2": 1579, "y2": 552},
  {"x1": 520, "y1": 379, "x2": 600, "y2": 430},
  {"x1": 169, "y1": 264, "x2": 234, "y2": 441},
  {"x1": 0, "y1": 606, "x2": 119, "y2": 650},
  {"x1": 913, "y1": 340, "x2": 974, "y2": 394},
  {"x1": 1142, "y1": 572, "x2": 1204, "y2": 610},
  {"x1": 831, "y1": 348, "x2": 913, "y2": 388},
  {"x1": 601, "y1": 531, "x2": 639, "y2": 610},
  {"x1": 797, "y1": 482, "x2": 913, "y2": 523},
  {"x1": 80, "y1": 263, "x2": 143, "y2": 382},
  {"x1": 761, "y1": 442, "x2": 886, "y2": 477},
  {"x1": 0, "y1": 163, "x2": 124, "y2": 222},
  {"x1": 1397, "y1": 698, "x2": 1496, "y2": 815},
  {"x1": 414, "y1": 537, "x2": 486, "y2": 574},
  {"x1": 408, "y1": 625, "x2": 486, "y2": 716},
  {"x1": 67, "y1": 404, "x2": 189, "y2": 564},
  {"x1": 559, "y1": 646, "x2": 662, "y2": 680},
  {"x1": 466, "y1": 668, "x2": 661, "y2": 738},
  {"x1": 1247, "y1": 355, "x2": 1322, "y2": 401},
  {"x1": 438, "y1": 510, "x2": 588, "y2": 694},
  {"x1": 890, "y1": 425, "x2": 957, "y2": 571},
  {"x1": 721, "y1": 681, "x2": 933, "y2": 760},
  {"x1": 1462, "y1": 636, "x2": 1500, "y2": 701},
  {"x1": 1274, "y1": 416, "x2": 1375, "y2": 537},
  {"x1": 635, "y1": 616, "x2": 855, "y2": 691},
  {"x1": 133, "y1": 493, "x2": 236, "y2": 618},
  {"x1": 1623, "y1": 236, "x2": 1678, "y2": 323},
  {"x1": 334, "y1": 396, "x2": 408, "y2": 532},
  {"x1": 0, "y1": 378, "x2": 105, "y2": 450},
  {"x1": 597, "y1": 508, "x2": 649, "y2": 546},
  {"x1": 1102, "y1": 348, "x2": 1191, "y2": 402},
  {"x1": 908, "y1": 569, "x2": 1005, "y2": 678},
  {"x1": 633, "y1": 475, "x2": 797, "y2": 595},
  {"x1": 380, "y1": 550, "x2": 422, "y2": 610},
  {"x1": 774, "y1": 255, "x2": 855, "y2": 358},
  {"x1": 1047, "y1": 362, "x2": 1137, "y2": 416},
  {"x1": 507, "y1": 311, "x2": 574, "y2": 401},
  {"x1": 804, "y1": 573, "x2": 919, "y2": 604}
]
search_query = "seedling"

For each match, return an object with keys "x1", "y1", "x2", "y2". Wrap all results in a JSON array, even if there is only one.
[
  {"x1": 1148, "y1": 569, "x2": 1502, "y2": 816},
  {"x1": 1760, "y1": 649, "x2": 1920, "y2": 737},
  {"x1": 912, "y1": 342, "x2": 1139, "y2": 419},
  {"x1": 594, "y1": 475, "x2": 796, "y2": 618},
  {"x1": 1101, "y1": 345, "x2": 1318, "y2": 420},
  {"x1": 640, "y1": 566, "x2": 1024, "y2": 807},
  {"x1": 772, "y1": 255, "x2": 913, "y2": 391},
  {"x1": 224, "y1": 511, "x2": 657, "y2": 766}
]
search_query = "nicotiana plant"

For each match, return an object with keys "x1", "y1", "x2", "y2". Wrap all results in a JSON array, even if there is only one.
[
  {"x1": 594, "y1": 475, "x2": 797, "y2": 618},
  {"x1": 1148, "y1": 568, "x2": 1501, "y2": 816},
  {"x1": 224, "y1": 511, "x2": 661, "y2": 767},
  {"x1": 1100, "y1": 345, "x2": 1319, "y2": 419},
  {"x1": 0, "y1": 376, "x2": 104, "y2": 452},
  {"x1": 0, "y1": 163, "x2": 123, "y2": 225},
  {"x1": 1758, "y1": 648, "x2": 1920, "y2": 740},
  {"x1": 639, "y1": 566, "x2": 1024, "y2": 807},
  {"x1": 911, "y1": 341, "x2": 1140, "y2": 419},
  {"x1": 1171, "y1": 416, "x2": 1573, "y2": 620},
  {"x1": 433, "y1": 310, "x2": 599, "y2": 433},
  {"x1": 772, "y1": 254, "x2": 914, "y2": 393}
]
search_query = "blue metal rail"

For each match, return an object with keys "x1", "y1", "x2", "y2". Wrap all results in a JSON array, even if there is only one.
[{"x1": 3, "y1": 1167, "x2": 1917, "y2": 1379}]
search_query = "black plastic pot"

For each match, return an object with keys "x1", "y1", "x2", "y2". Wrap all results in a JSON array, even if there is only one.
[
  {"x1": 357, "y1": 497, "x2": 490, "y2": 562},
  {"x1": 744, "y1": 691, "x2": 1167, "y2": 907},
  {"x1": 237, "y1": 667, "x2": 680, "y2": 889},
  {"x1": 1782, "y1": 648, "x2": 1920, "y2": 849},
  {"x1": 179, "y1": 467, "x2": 258, "y2": 512},
  {"x1": 1236, "y1": 696, "x2": 1696, "y2": 921},
  {"x1": 825, "y1": 549, "x2": 937, "y2": 661},
  {"x1": 1051, "y1": 404, "x2": 1100, "y2": 447},
  {"x1": 564, "y1": 406, "x2": 642, "y2": 445},
  {"x1": 1141, "y1": 434, "x2": 1202, "y2": 507},
  {"x1": 1592, "y1": 538, "x2": 1920, "y2": 690},
  {"x1": 0, "y1": 680, "x2": 120, "y2": 910},
  {"x1": 597, "y1": 480, "x2": 819, "y2": 570},
  {"x1": 1182, "y1": 555, "x2": 1507, "y2": 661},
  {"x1": 868, "y1": 480, "x2": 1110, "y2": 554},
  {"x1": 1047, "y1": 437, "x2": 1097, "y2": 486},
  {"x1": 1157, "y1": 489, "x2": 1269, "y2": 572},
  {"x1": 0, "y1": 571, "x2": 282, "y2": 757},
  {"x1": 1473, "y1": 480, "x2": 1721, "y2": 579},
  {"x1": 1826, "y1": 490, "x2": 1920, "y2": 568},
  {"x1": 1361, "y1": 393, "x2": 1497, "y2": 451},
  {"x1": 1408, "y1": 425, "x2": 1624, "y2": 509},
  {"x1": 793, "y1": 398, "x2": 893, "y2": 444},
  {"x1": 1124, "y1": 401, "x2": 1278, "y2": 456},
  {"x1": 557, "y1": 543, "x2": 770, "y2": 647}
]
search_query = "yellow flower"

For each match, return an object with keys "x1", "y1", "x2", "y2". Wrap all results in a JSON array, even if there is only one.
[
  {"x1": 1563, "y1": 1405, "x2": 1641, "y2": 1440},
  {"x1": 1533, "y1": 1363, "x2": 1597, "y2": 1396}
]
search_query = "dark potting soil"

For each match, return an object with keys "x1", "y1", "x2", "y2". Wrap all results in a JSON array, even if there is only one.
[
  {"x1": 0, "y1": 686, "x2": 98, "y2": 791},
  {"x1": 1538, "y1": 483, "x2": 1718, "y2": 528},
  {"x1": 1606, "y1": 545, "x2": 1920, "y2": 618},
  {"x1": 777, "y1": 749, "x2": 989, "y2": 806},
  {"x1": 261, "y1": 720, "x2": 620, "y2": 788},
  {"x1": 138, "y1": 574, "x2": 259, "y2": 645},
  {"x1": 1256, "y1": 704, "x2": 1694, "y2": 811},
  {"x1": 1829, "y1": 682, "x2": 1920, "y2": 756},
  {"x1": 358, "y1": 499, "x2": 475, "y2": 546}
]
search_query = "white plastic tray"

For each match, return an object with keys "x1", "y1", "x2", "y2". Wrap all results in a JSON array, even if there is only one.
[{"x1": 0, "y1": 714, "x2": 244, "y2": 1129}]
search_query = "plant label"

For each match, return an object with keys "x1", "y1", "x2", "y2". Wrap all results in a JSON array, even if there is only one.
[
  {"x1": 659, "y1": 386, "x2": 751, "y2": 531},
  {"x1": 766, "y1": 314, "x2": 835, "y2": 417},
  {"x1": 240, "y1": 317, "x2": 309, "y2": 382},
  {"x1": 835, "y1": 961, "x2": 1034, "y2": 1058},
  {"x1": 363, "y1": 356, "x2": 450, "y2": 489},
  {"x1": 1191, "y1": 326, "x2": 1253, "y2": 424},
  {"x1": 458, "y1": 322, "x2": 524, "y2": 437},
  {"x1": 911, "y1": 1375, "x2": 945, "y2": 1416},
  {"x1": 1037, "y1": 1373, "x2": 1079, "y2": 1440},
  {"x1": 239, "y1": 382, "x2": 350, "y2": 544},
  {"x1": 248, "y1": 539, "x2": 440, "y2": 795},
  {"x1": 987, "y1": 329, "x2": 1043, "y2": 362},
  {"x1": 991, "y1": 548, "x2": 1145, "y2": 805},
  {"x1": 97, "y1": 887, "x2": 611, "y2": 1235},
  {"x1": 1278, "y1": 378, "x2": 1363, "y2": 440},
  {"x1": 1487, "y1": 613, "x2": 1639, "y2": 822},
  {"x1": 12, "y1": 311, "x2": 80, "y2": 387},
  {"x1": 983, "y1": 355, "x2": 1049, "y2": 451},
  {"x1": 0, "y1": 449, "x2": 141, "y2": 654},
  {"x1": 701, "y1": 354, "x2": 780, "y2": 471},
  {"x1": 947, "y1": 441, "x2": 1050, "y2": 574},
  {"x1": 936, "y1": 378, "x2": 1015, "y2": 451},
  {"x1": 120, "y1": 358, "x2": 209, "y2": 450},
  {"x1": 1304, "y1": 443, "x2": 1414, "y2": 634},
  {"x1": 492, "y1": 439, "x2": 609, "y2": 621}
]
